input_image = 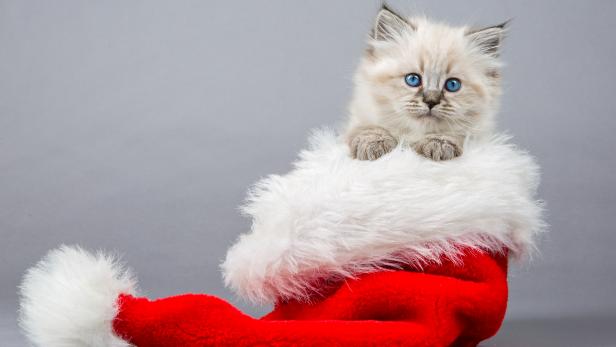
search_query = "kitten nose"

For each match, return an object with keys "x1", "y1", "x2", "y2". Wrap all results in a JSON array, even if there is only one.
[
  {"x1": 423, "y1": 90, "x2": 441, "y2": 109},
  {"x1": 425, "y1": 100, "x2": 438, "y2": 109}
]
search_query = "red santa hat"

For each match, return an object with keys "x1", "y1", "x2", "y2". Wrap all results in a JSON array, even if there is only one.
[{"x1": 19, "y1": 130, "x2": 543, "y2": 346}]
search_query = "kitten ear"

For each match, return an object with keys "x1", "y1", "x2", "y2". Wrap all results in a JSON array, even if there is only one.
[
  {"x1": 372, "y1": 4, "x2": 414, "y2": 42},
  {"x1": 466, "y1": 21, "x2": 509, "y2": 57}
]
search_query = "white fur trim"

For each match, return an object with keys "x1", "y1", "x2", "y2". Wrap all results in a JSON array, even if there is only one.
[
  {"x1": 19, "y1": 245, "x2": 136, "y2": 347},
  {"x1": 222, "y1": 130, "x2": 544, "y2": 304}
]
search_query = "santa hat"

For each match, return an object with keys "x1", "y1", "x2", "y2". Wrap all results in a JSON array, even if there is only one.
[{"x1": 19, "y1": 130, "x2": 543, "y2": 346}]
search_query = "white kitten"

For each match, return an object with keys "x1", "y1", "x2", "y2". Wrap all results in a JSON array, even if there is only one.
[{"x1": 345, "y1": 5, "x2": 506, "y2": 161}]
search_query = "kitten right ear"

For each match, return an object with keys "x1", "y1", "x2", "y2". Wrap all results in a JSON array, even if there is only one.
[
  {"x1": 466, "y1": 21, "x2": 509, "y2": 57},
  {"x1": 372, "y1": 4, "x2": 414, "y2": 42}
]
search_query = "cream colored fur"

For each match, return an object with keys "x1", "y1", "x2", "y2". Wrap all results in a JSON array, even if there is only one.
[
  {"x1": 346, "y1": 6, "x2": 506, "y2": 160},
  {"x1": 222, "y1": 130, "x2": 544, "y2": 304}
]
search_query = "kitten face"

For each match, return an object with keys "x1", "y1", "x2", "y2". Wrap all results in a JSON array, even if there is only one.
[{"x1": 349, "y1": 6, "x2": 506, "y2": 140}]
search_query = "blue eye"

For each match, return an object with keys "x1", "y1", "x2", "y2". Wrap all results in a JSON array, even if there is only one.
[
  {"x1": 404, "y1": 73, "x2": 422, "y2": 87},
  {"x1": 444, "y1": 78, "x2": 462, "y2": 92}
]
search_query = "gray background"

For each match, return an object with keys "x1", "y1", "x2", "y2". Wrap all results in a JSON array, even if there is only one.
[{"x1": 1, "y1": 0, "x2": 615, "y2": 346}]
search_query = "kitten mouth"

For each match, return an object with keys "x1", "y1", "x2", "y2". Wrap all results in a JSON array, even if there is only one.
[{"x1": 417, "y1": 110, "x2": 439, "y2": 119}]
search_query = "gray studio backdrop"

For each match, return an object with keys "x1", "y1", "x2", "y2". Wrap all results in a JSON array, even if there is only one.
[{"x1": 1, "y1": 0, "x2": 615, "y2": 340}]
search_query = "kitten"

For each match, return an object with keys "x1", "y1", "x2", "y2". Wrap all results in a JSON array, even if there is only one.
[{"x1": 345, "y1": 5, "x2": 506, "y2": 161}]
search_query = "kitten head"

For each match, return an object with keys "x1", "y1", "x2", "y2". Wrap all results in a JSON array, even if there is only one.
[{"x1": 350, "y1": 5, "x2": 507, "y2": 139}]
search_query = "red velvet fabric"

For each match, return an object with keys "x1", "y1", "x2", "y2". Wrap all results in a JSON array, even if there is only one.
[{"x1": 113, "y1": 249, "x2": 508, "y2": 347}]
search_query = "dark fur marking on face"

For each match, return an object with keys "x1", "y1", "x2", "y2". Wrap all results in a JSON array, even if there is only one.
[
  {"x1": 487, "y1": 69, "x2": 500, "y2": 79},
  {"x1": 446, "y1": 60, "x2": 453, "y2": 75},
  {"x1": 466, "y1": 109, "x2": 480, "y2": 118}
]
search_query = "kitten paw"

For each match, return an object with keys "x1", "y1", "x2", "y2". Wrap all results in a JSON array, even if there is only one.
[
  {"x1": 349, "y1": 127, "x2": 398, "y2": 161},
  {"x1": 414, "y1": 136, "x2": 463, "y2": 161}
]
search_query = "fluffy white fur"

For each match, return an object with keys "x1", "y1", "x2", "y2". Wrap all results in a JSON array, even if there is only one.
[
  {"x1": 222, "y1": 130, "x2": 544, "y2": 304},
  {"x1": 19, "y1": 245, "x2": 135, "y2": 347}
]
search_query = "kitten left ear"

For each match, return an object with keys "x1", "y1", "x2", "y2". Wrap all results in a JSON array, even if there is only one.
[
  {"x1": 372, "y1": 4, "x2": 415, "y2": 42},
  {"x1": 466, "y1": 21, "x2": 509, "y2": 57}
]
